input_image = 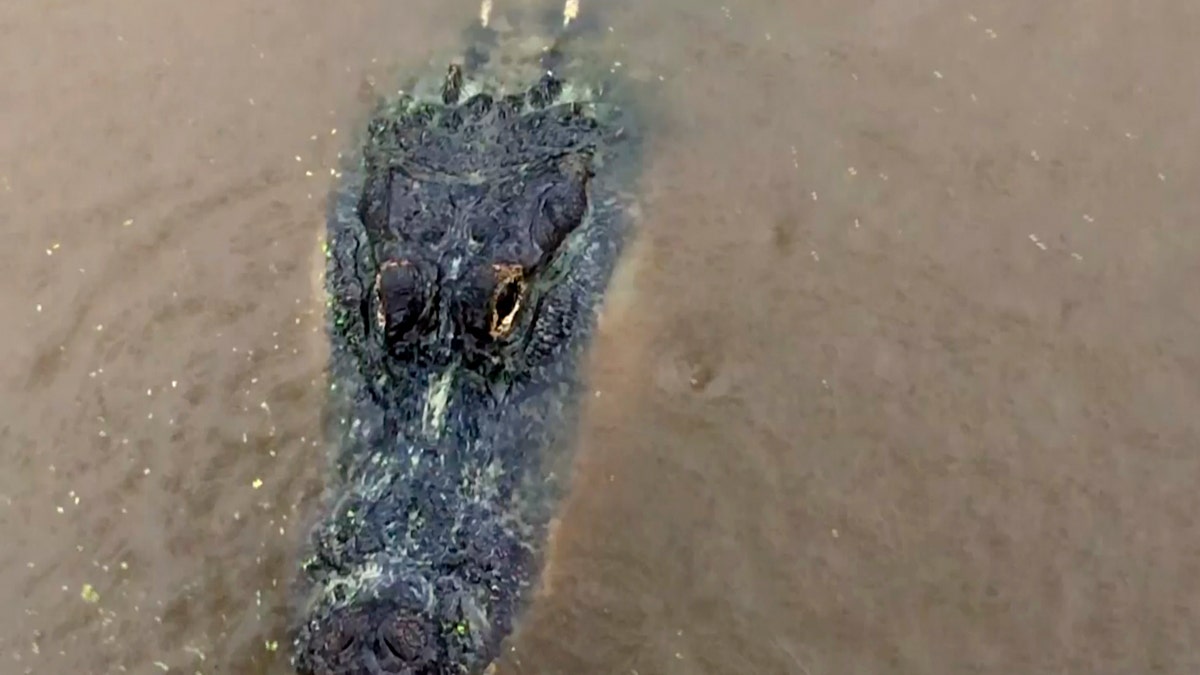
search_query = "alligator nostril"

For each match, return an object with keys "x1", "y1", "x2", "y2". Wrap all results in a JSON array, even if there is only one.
[
  {"x1": 381, "y1": 634, "x2": 410, "y2": 660},
  {"x1": 324, "y1": 628, "x2": 356, "y2": 654},
  {"x1": 379, "y1": 616, "x2": 427, "y2": 663}
]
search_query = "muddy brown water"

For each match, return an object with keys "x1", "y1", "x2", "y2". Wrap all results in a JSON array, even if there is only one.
[{"x1": 3, "y1": 1, "x2": 1200, "y2": 673}]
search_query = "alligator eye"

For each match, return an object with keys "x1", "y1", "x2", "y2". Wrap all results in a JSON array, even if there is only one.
[
  {"x1": 376, "y1": 259, "x2": 427, "y2": 342},
  {"x1": 530, "y1": 154, "x2": 590, "y2": 263},
  {"x1": 489, "y1": 264, "x2": 526, "y2": 339}
]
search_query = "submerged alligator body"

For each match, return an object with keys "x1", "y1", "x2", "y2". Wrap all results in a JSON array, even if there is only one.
[{"x1": 291, "y1": 3, "x2": 638, "y2": 674}]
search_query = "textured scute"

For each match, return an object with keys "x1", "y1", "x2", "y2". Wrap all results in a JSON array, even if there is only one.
[{"x1": 289, "y1": 44, "x2": 635, "y2": 675}]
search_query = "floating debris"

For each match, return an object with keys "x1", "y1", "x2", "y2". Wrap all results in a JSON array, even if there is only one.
[{"x1": 81, "y1": 584, "x2": 100, "y2": 603}]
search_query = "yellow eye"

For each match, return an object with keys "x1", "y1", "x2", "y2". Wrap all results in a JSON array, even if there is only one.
[{"x1": 489, "y1": 264, "x2": 526, "y2": 338}]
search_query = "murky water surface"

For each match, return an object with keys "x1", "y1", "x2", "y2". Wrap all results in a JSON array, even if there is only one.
[{"x1": 3, "y1": 1, "x2": 1200, "y2": 673}]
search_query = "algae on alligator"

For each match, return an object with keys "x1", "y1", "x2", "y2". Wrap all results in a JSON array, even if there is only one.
[{"x1": 288, "y1": 2, "x2": 644, "y2": 673}]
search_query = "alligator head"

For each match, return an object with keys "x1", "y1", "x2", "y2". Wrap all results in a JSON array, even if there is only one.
[{"x1": 289, "y1": 61, "x2": 632, "y2": 675}]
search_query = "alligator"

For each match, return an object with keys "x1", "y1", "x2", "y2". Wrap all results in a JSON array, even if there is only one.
[{"x1": 289, "y1": 2, "x2": 640, "y2": 673}]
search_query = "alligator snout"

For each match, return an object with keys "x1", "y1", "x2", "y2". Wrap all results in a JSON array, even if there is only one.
[{"x1": 295, "y1": 599, "x2": 438, "y2": 675}]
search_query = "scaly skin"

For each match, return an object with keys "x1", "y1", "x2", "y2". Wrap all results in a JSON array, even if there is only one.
[{"x1": 289, "y1": 6, "x2": 639, "y2": 674}]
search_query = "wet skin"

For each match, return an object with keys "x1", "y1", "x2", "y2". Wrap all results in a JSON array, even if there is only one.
[{"x1": 289, "y1": 51, "x2": 637, "y2": 675}]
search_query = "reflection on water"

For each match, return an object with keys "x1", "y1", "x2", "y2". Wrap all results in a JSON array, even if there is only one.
[{"x1": 3, "y1": 0, "x2": 1200, "y2": 673}]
